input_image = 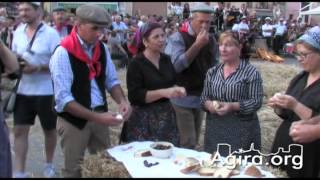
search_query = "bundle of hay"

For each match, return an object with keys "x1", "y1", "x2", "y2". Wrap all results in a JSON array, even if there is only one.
[
  {"x1": 252, "y1": 61, "x2": 300, "y2": 100},
  {"x1": 262, "y1": 166, "x2": 288, "y2": 178},
  {"x1": 81, "y1": 152, "x2": 131, "y2": 178}
]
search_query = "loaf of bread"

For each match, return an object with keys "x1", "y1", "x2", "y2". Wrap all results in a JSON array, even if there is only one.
[
  {"x1": 212, "y1": 100, "x2": 221, "y2": 109},
  {"x1": 244, "y1": 165, "x2": 263, "y2": 177},
  {"x1": 198, "y1": 167, "x2": 217, "y2": 176},
  {"x1": 212, "y1": 166, "x2": 233, "y2": 178},
  {"x1": 180, "y1": 157, "x2": 200, "y2": 174},
  {"x1": 134, "y1": 149, "x2": 152, "y2": 157}
]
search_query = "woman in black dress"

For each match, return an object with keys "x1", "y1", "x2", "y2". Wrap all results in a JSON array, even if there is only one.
[
  {"x1": 268, "y1": 26, "x2": 320, "y2": 177},
  {"x1": 120, "y1": 23, "x2": 186, "y2": 146}
]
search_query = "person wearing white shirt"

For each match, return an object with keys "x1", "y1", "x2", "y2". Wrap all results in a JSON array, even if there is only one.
[
  {"x1": 11, "y1": 2, "x2": 60, "y2": 178},
  {"x1": 232, "y1": 17, "x2": 249, "y2": 34},
  {"x1": 262, "y1": 17, "x2": 274, "y2": 49},
  {"x1": 273, "y1": 18, "x2": 287, "y2": 55},
  {"x1": 112, "y1": 15, "x2": 128, "y2": 44},
  {"x1": 137, "y1": 15, "x2": 147, "y2": 28}
]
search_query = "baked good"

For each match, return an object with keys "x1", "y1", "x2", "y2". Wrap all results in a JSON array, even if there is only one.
[
  {"x1": 134, "y1": 149, "x2": 152, "y2": 157},
  {"x1": 212, "y1": 101, "x2": 221, "y2": 109},
  {"x1": 115, "y1": 114, "x2": 123, "y2": 121},
  {"x1": 198, "y1": 167, "x2": 217, "y2": 176},
  {"x1": 212, "y1": 166, "x2": 233, "y2": 178},
  {"x1": 180, "y1": 157, "x2": 200, "y2": 174},
  {"x1": 244, "y1": 165, "x2": 263, "y2": 177}
]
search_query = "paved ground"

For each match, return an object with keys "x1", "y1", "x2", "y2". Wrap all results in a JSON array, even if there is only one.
[{"x1": 4, "y1": 53, "x2": 299, "y2": 178}]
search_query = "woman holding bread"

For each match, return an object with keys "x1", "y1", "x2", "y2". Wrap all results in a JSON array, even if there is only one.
[
  {"x1": 200, "y1": 31, "x2": 263, "y2": 156},
  {"x1": 120, "y1": 23, "x2": 186, "y2": 145},
  {"x1": 268, "y1": 26, "x2": 320, "y2": 178}
]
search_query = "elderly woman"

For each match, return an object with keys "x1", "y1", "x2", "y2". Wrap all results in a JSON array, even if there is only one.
[
  {"x1": 268, "y1": 26, "x2": 320, "y2": 178},
  {"x1": 200, "y1": 31, "x2": 263, "y2": 156},
  {"x1": 120, "y1": 23, "x2": 186, "y2": 146}
]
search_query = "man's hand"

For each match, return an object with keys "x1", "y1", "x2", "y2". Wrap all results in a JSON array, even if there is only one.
[
  {"x1": 22, "y1": 62, "x2": 40, "y2": 74},
  {"x1": 195, "y1": 29, "x2": 209, "y2": 48},
  {"x1": 92, "y1": 112, "x2": 123, "y2": 126}
]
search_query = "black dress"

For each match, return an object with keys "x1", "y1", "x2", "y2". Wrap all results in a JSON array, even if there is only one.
[
  {"x1": 120, "y1": 53, "x2": 179, "y2": 146},
  {"x1": 270, "y1": 71, "x2": 320, "y2": 178}
]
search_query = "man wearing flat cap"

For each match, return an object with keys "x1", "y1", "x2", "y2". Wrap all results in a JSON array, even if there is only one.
[
  {"x1": 52, "y1": 6, "x2": 73, "y2": 39},
  {"x1": 11, "y1": 2, "x2": 60, "y2": 178},
  {"x1": 165, "y1": 3, "x2": 218, "y2": 150},
  {"x1": 262, "y1": 17, "x2": 274, "y2": 50},
  {"x1": 50, "y1": 4, "x2": 131, "y2": 177}
]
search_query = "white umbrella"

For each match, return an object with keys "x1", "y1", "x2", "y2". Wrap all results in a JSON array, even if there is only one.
[{"x1": 300, "y1": 6, "x2": 320, "y2": 15}]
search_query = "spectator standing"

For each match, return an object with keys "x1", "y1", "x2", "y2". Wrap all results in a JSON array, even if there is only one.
[
  {"x1": 112, "y1": 15, "x2": 128, "y2": 44},
  {"x1": 273, "y1": 17, "x2": 287, "y2": 55},
  {"x1": 182, "y1": 3, "x2": 190, "y2": 20},
  {"x1": 165, "y1": 3, "x2": 219, "y2": 149},
  {"x1": 262, "y1": 17, "x2": 274, "y2": 50},
  {"x1": 11, "y1": 2, "x2": 60, "y2": 178},
  {"x1": 51, "y1": 6, "x2": 73, "y2": 40}
]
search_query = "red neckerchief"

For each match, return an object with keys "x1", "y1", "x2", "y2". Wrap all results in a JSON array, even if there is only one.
[
  {"x1": 179, "y1": 21, "x2": 189, "y2": 33},
  {"x1": 60, "y1": 26, "x2": 101, "y2": 80}
]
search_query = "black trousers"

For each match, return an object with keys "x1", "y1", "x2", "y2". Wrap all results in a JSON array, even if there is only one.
[
  {"x1": 273, "y1": 35, "x2": 284, "y2": 55},
  {"x1": 265, "y1": 36, "x2": 273, "y2": 49}
]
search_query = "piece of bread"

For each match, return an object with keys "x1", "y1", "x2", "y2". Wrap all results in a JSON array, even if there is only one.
[
  {"x1": 198, "y1": 167, "x2": 217, "y2": 176},
  {"x1": 134, "y1": 149, "x2": 152, "y2": 157},
  {"x1": 244, "y1": 165, "x2": 263, "y2": 177},
  {"x1": 212, "y1": 166, "x2": 233, "y2": 178},
  {"x1": 212, "y1": 101, "x2": 221, "y2": 109},
  {"x1": 180, "y1": 157, "x2": 200, "y2": 174}
]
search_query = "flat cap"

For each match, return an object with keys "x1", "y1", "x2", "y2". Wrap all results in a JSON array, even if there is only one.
[
  {"x1": 30, "y1": 2, "x2": 41, "y2": 6},
  {"x1": 52, "y1": 6, "x2": 65, "y2": 12},
  {"x1": 241, "y1": 16, "x2": 247, "y2": 20},
  {"x1": 265, "y1": 17, "x2": 271, "y2": 21},
  {"x1": 76, "y1": 4, "x2": 111, "y2": 27},
  {"x1": 190, "y1": 3, "x2": 214, "y2": 13}
]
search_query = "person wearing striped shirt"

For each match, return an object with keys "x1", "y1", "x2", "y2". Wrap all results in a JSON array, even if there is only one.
[{"x1": 200, "y1": 31, "x2": 263, "y2": 156}]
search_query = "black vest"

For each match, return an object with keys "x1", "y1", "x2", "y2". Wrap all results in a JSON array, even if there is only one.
[
  {"x1": 58, "y1": 42, "x2": 108, "y2": 129},
  {"x1": 177, "y1": 31, "x2": 217, "y2": 96}
]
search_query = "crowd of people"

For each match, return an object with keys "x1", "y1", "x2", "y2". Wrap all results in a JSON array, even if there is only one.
[{"x1": 0, "y1": 2, "x2": 320, "y2": 178}]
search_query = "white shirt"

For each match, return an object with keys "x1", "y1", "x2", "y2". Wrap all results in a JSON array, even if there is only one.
[
  {"x1": 11, "y1": 23, "x2": 60, "y2": 95},
  {"x1": 232, "y1": 22, "x2": 249, "y2": 33},
  {"x1": 274, "y1": 23, "x2": 287, "y2": 36},
  {"x1": 262, "y1": 23, "x2": 273, "y2": 37},
  {"x1": 137, "y1": 21, "x2": 145, "y2": 28}
]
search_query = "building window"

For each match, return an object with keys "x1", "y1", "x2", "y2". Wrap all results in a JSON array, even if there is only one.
[{"x1": 258, "y1": 2, "x2": 269, "y2": 9}]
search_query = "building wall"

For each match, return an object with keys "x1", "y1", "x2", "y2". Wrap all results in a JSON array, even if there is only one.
[{"x1": 132, "y1": 2, "x2": 167, "y2": 17}]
